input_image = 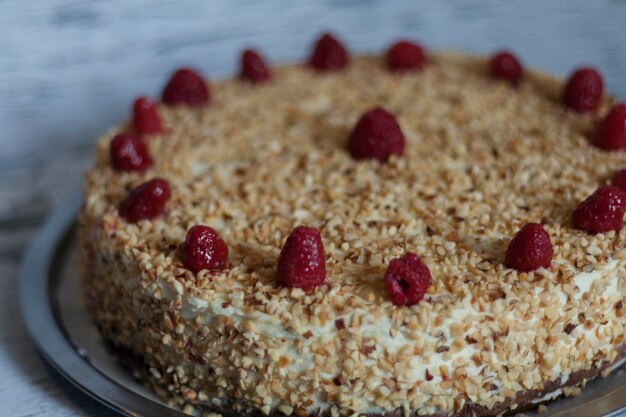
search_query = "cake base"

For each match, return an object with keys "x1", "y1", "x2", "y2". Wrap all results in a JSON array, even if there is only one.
[{"x1": 110, "y1": 337, "x2": 625, "y2": 417}]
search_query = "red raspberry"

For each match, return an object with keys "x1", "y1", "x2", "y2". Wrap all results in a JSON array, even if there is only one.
[
  {"x1": 110, "y1": 133, "x2": 152, "y2": 172},
  {"x1": 504, "y1": 223, "x2": 554, "y2": 272},
  {"x1": 119, "y1": 178, "x2": 171, "y2": 223},
  {"x1": 309, "y1": 33, "x2": 349, "y2": 72},
  {"x1": 133, "y1": 97, "x2": 162, "y2": 135},
  {"x1": 384, "y1": 253, "x2": 431, "y2": 306},
  {"x1": 611, "y1": 169, "x2": 626, "y2": 191},
  {"x1": 162, "y1": 68, "x2": 210, "y2": 106},
  {"x1": 277, "y1": 226, "x2": 326, "y2": 290},
  {"x1": 563, "y1": 67, "x2": 604, "y2": 112},
  {"x1": 572, "y1": 185, "x2": 626, "y2": 233},
  {"x1": 348, "y1": 107, "x2": 405, "y2": 162},
  {"x1": 490, "y1": 51, "x2": 523, "y2": 85},
  {"x1": 594, "y1": 104, "x2": 626, "y2": 151},
  {"x1": 386, "y1": 40, "x2": 427, "y2": 72},
  {"x1": 182, "y1": 225, "x2": 229, "y2": 273},
  {"x1": 241, "y1": 49, "x2": 272, "y2": 83}
]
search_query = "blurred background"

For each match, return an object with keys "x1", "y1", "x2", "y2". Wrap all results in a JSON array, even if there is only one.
[{"x1": 1, "y1": 1, "x2": 626, "y2": 416}]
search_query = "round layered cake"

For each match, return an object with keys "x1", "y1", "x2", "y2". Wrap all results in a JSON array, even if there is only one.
[{"x1": 79, "y1": 35, "x2": 626, "y2": 417}]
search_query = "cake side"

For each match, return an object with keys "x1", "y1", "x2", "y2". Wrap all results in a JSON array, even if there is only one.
[
  {"x1": 78, "y1": 224, "x2": 626, "y2": 417},
  {"x1": 79, "y1": 53, "x2": 626, "y2": 416}
]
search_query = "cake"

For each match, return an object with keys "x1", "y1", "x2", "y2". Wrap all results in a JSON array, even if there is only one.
[{"x1": 78, "y1": 33, "x2": 626, "y2": 417}]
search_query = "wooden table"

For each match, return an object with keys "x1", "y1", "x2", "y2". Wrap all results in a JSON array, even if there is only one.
[{"x1": 2, "y1": 1, "x2": 626, "y2": 415}]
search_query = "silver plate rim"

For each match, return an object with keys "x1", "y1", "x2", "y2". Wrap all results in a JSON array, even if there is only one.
[{"x1": 18, "y1": 194, "x2": 185, "y2": 417}]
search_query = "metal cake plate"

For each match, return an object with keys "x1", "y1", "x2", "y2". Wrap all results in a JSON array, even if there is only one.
[{"x1": 18, "y1": 195, "x2": 626, "y2": 417}]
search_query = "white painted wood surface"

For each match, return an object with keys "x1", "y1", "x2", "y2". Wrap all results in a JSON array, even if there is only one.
[{"x1": 1, "y1": 1, "x2": 626, "y2": 415}]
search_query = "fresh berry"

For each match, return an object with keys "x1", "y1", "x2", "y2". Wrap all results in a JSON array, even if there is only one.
[
  {"x1": 490, "y1": 51, "x2": 523, "y2": 85},
  {"x1": 110, "y1": 133, "x2": 152, "y2": 172},
  {"x1": 133, "y1": 97, "x2": 163, "y2": 135},
  {"x1": 384, "y1": 253, "x2": 431, "y2": 306},
  {"x1": 594, "y1": 104, "x2": 626, "y2": 151},
  {"x1": 572, "y1": 185, "x2": 626, "y2": 233},
  {"x1": 563, "y1": 67, "x2": 604, "y2": 112},
  {"x1": 504, "y1": 223, "x2": 554, "y2": 272},
  {"x1": 241, "y1": 49, "x2": 272, "y2": 83},
  {"x1": 611, "y1": 169, "x2": 626, "y2": 191},
  {"x1": 348, "y1": 107, "x2": 405, "y2": 161},
  {"x1": 182, "y1": 225, "x2": 229, "y2": 273},
  {"x1": 277, "y1": 226, "x2": 326, "y2": 290},
  {"x1": 119, "y1": 178, "x2": 171, "y2": 223},
  {"x1": 386, "y1": 40, "x2": 427, "y2": 71},
  {"x1": 309, "y1": 33, "x2": 349, "y2": 71},
  {"x1": 162, "y1": 68, "x2": 210, "y2": 106}
]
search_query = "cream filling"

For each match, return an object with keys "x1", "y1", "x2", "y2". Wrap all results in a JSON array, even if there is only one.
[
  {"x1": 156, "y1": 258, "x2": 624, "y2": 414},
  {"x1": 573, "y1": 259, "x2": 620, "y2": 299},
  {"x1": 530, "y1": 388, "x2": 563, "y2": 404}
]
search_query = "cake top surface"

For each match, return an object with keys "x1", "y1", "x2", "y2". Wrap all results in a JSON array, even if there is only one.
[{"x1": 82, "y1": 53, "x2": 626, "y2": 414}]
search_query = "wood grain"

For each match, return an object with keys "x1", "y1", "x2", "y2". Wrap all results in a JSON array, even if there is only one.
[{"x1": 1, "y1": 1, "x2": 626, "y2": 415}]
